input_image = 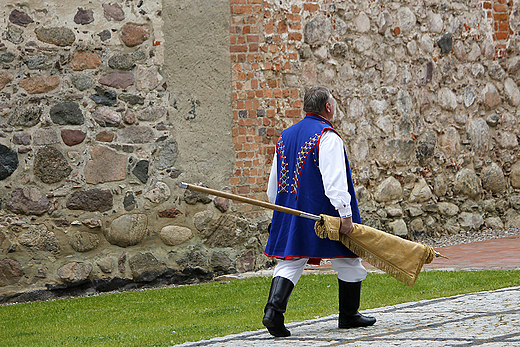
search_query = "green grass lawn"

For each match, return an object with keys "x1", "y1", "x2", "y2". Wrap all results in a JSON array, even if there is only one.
[{"x1": 1, "y1": 270, "x2": 519, "y2": 347}]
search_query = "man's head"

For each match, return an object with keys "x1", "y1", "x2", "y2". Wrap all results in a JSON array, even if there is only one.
[{"x1": 303, "y1": 86, "x2": 336, "y2": 121}]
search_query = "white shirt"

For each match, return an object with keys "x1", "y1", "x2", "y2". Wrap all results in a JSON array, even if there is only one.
[{"x1": 267, "y1": 130, "x2": 353, "y2": 218}]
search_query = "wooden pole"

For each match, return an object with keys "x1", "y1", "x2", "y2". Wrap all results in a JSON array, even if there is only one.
[{"x1": 178, "y1": 182, "x2": 321, "y2": 221}]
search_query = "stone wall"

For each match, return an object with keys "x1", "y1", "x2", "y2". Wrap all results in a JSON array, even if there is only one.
[
  {"x1": 0, "y1": 0, "x2": 263, "y2": 303},
  {"x1": 2, "y1": 0, "x2": 520, "y2": 302},
  {"x1": 229, "y1": 0, "x2": 520, "y2": 237}
]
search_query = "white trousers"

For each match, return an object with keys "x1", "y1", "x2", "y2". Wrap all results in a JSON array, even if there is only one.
[{"x1": 273, "y1": 258, "x2": 367, "y2": 285}]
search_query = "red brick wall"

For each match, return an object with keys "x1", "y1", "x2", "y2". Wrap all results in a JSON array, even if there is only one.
[
  {"x1": 229, "y1": 0, "x2": 305, "y2": 210},
  {"x1": 483, "y1": 0, "x2": 514, "y2": 58},
  {"x1": 230, "y1": 0, "x2": 516, "y2": 210}
]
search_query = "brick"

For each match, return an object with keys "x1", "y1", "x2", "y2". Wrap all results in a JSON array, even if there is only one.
[
  {"x1": 234, "y1": 5, "x2": 253, "y2": 14},
  {"x1": 494, "y1": 4, "x2": 507, "y2": 12},
  {"x1": 247, "y1": 34, "x2": 260, "y2": 43},
  {"x1": 304, "y1": 3, "x2": 319, "y2": 12},
  {"x1": 287, "y1": 14, "x2": 302, "y2": 22},
  {"x1": 495, "y1": 32, "x2": 508, "y2": 40},
  {"x1": 288, "y1": 32, "x2": 303, "y2": 41},
  {"x1": 237, "y1": 185, "x2": 250, "y2": 194},
  {"x1": 290, "y1": 23, "x2": 302, "y2": 30},
  {"x1": 248, "y1": 0, "x2": 262, "y2": 3},
  {"x1": 291, "y1": 5, "x2": 301, "y2": 13},
  {"x1": 277, "y1": 21, "x2": 288, "y2": 33},
  {"x1": 273, "y1": 89, "x2": 282, "y2": 97},
  {"x1": 231, "y1": 45, "x2": 248, "y2": 52},
  {"x1": 483, "y1": 1, "x2": 492, "y2": 9},
  {"x1": 249, "y1": 43, "x2": 259, "y2": 51},
  {"x1": 253, "y1": 5, "x2": 263, "y2": 13},
  {"x1": 230, "y1": 177, "x2": 240, "y2": 185},
  {"x1": 286, "y1": 109, "x2": 301, "y2": 117},
  {"x1": 494, "y1": 13, "x2": 508, "y2": 21},
  {"x1": 499, "y1": 21, "x2": 509, "y2": 31},
  {"x1": 268, "y1": 79, "x2": 278, "y2": 88}
]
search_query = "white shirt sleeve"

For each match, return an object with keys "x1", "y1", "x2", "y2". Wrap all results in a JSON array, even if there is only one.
[
  {"x1": 267, "y1": 152, "x2": 278, "y2": 204},
  {"x1": 318, "y1": 130, "x2": 352, "y2": 218}
]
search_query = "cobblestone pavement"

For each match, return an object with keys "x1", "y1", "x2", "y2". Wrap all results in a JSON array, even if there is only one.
[
  {"x1": 176, "y1": 286, "x2": 520, "y2": 347},
  {"x1": 176, "y1": 236, "x2": 520, "y2": 347}
]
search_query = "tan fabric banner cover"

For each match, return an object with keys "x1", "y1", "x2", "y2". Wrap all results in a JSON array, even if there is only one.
[{"x1": 315, "y1": 215, "x2": 435, "y2": 287}]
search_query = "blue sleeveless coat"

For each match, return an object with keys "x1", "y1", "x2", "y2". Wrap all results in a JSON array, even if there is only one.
[{"x1": 264, "y1": 115, "x2": 361, "y2": 263}]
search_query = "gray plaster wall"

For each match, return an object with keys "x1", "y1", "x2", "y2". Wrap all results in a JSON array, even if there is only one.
[{"x1": 163, "y1": 0, "x2": 234, "y2": 188}]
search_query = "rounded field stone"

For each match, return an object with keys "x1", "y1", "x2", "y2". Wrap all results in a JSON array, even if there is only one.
[
  {"x1": 33, "y1": 146, "x2": 71, "y2": 184},
  {"x1": 74, "y1": 8, "x2": 94, "y2": 25},
  {"x1": 105, "y1": 214, "x2": 148, "y2": 247},
  {"x1": 120, "y1": 24, "x2": 150, "y2": 47},
  {"x1": 103, "y1": 3, "x2": 125, "y2": 21},
  {"x1": 0, "y1": 71, "x2": 14, "y2": 91},
  {"x1": 0, "y1": 259, "x2": 23, "y2": 286},
  {"x1": 69, "y1": 231, "x2": 100, "y2": 252},
  {"x1": 6, "y1": 187, "x2": 50, "y2": 215},
  {"x1": 19, "y1": 75, "x2": 60, "y2": 94},
  {"x1": 50, "y1": 101, "x2": 84, "y2": 125},
  {"x1": 71, "y1": 74, "x2": 93, "y2": 91},
  {"x1": 160, "y1": 226, "x2": 193, "y2": 246},
  {"x1": 9, "y1": 10, "x2": 34, "y2": 27},
  {"x1": 84, "y1": 145, "x2": 127, "y2": 184},
  {"x1": 18, "y1": 224, "x2": 60, "y2": 254},
  {"x1": 35, "y1": 27, "x2": 76, "y2": 47},
  {"x1": 8, "y1": 105, "x2": 41, "y2": 127},
  {"x1": 70, "y1": 51, "x2": 101, "y2": 71},
  {"x1": 66, "y1": 188, "x2": 113, "y2": 212},
  {"x1": 99, "y1": 71, "x2": 134, "y2": 89},
  {"x1": 61, "y1": 129, "x2": 86, "y2": 146},
  {"x1": 0, "y1": 144, "x2": 18, "y2": 180}
]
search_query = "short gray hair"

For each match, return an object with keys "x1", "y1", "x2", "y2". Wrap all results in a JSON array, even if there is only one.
[{"x1": 303, "y1": 86, "x2": 332, "y2": 114}]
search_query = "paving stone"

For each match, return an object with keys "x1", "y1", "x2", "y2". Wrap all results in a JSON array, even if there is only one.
[{"x1": 175, "y1": 287, "x2": 520, "y2": 347}]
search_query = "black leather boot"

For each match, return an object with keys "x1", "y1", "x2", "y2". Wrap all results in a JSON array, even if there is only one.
[
  {"x1": 338, "y1": 279, "x2": 376, "y2": 329},
  {"x1": 262, "y1": 276, "x2": 294, "y2": 337}
]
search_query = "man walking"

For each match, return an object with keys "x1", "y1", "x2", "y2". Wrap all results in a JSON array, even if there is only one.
[{"x1": 263, "y1": 86, "x2": 376, "y2": 337}]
